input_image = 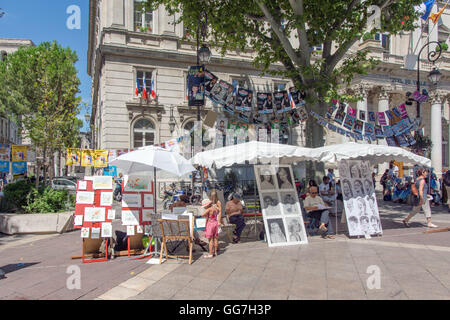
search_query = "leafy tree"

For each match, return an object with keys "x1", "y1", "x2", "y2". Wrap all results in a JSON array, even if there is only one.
[
  {"x1": 144, "y1": 0, "x2": 420, "y2": 146},
  {"x1": 0, "y1": 41, "x2": 82, "y2": 186}
]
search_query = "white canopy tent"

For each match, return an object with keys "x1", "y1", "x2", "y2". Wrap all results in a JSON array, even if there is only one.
[
  {"x1": 310, "y1": 142, "x2": 431, "y2": 167},
  {"x1": 190, "y1": 140, "x2": 318, "y2": 168}
]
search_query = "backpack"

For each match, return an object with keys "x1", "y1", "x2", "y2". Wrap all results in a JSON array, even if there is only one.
[{"x1": 444, "y1": 172, "x2": 450, "y2": 187}]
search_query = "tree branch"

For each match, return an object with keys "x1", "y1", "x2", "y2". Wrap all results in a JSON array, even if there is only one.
[
  {"x1": 255, "y1": 0, "x2": 302, "y2": 68},
  {"x1": 288, "y1": 0, "x2": 310, "y2": 67}
]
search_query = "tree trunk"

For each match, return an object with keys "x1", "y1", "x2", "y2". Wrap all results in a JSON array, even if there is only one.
[
  {"x1": 43, "y1": 147, "x2": 47, "y2": 186},
  {"x1": 305, "y1": 96, "x2": 327, "y2": 183}
]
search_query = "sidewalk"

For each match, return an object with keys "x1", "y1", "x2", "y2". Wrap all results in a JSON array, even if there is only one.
[{"x1": 1, "y1": 199, "x2": 450, "y2": 300}]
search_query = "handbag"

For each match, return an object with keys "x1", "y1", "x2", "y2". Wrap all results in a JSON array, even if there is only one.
[{"x1": 412, "y1": 195, "x2": 420, "y2": 206}]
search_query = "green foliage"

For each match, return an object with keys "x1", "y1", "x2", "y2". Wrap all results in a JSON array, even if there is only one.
[
  {"x1": 1, "y1": 180, "x2": 34, "y2": 212},
  {"x1": 0, "y1": 180, "x2": 74, "y2": 213},
  {"x1": 0, "y1": 41, "x2": 83, "y2": 175},
  {"x1": 24, "y1": 187, "x2": 74, "y2": 214},
  {"x1": 436, "y1": 42, "x2": 448, "y2": 52}
]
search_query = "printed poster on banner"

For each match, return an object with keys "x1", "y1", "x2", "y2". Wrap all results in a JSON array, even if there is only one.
[
  {"x1": 81, "y1": 149, "x2": 95, "y2": 167},
  {"x1": 94, "y1": 150, "x2": 108, "y2": 168},
  {"x1": 339, "y1": 160, "x2": 382, "y2": 237},
  {"x1": 204, "y1": 70, "x2": 218, "y2": 97},
  {"x1": 12, "y1": 161, "x2": 27, "y2": 174},
  {"x1": 288, "y1": 87, "x2": 306, "y2": 108},
  {"x1": 12, "y1": 145, "x2": 27, "y2": 162},
  {"x1": 0, "y1": 161, "x2": 9, "y2": 173},
  {"x1": 66, "y1": 148, "x2": 81, "y2": 166},
  {"x1": 103, "y1": 166, "x2": 117, "y2": 177},
  {"x1": 187, "y1": 65, "x2": 205, "y2": 107},
  {"x1": 257, "y1": 92, "x2": 274, "y2": 115},
  {"x1": 254, "y1": 165, "x2": 308, "y2": 247},
  {"x1": 0, "y1": 144, "x2": 10, "y2": 161},
  {"x1": 210, "y1": 79, "x2": 232, "y2": 106}
]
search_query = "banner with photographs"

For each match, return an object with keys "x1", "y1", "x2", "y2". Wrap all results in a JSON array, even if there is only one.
[
  {"x1": 0, "y1": 144, "x2": 10, "y2": 161},
  {"x1": 254, "y1": 165, "x2": 308, "y2": 247},
  {"x1": 66, "y1": 148, "x2": 81, "y2": 166},
  {"x1": 187, "y1": 65, "x2": 205, "y2": 107},
  {"x1": 314, "y1": 101, "x2": 418, "y2": 145},
  {"x1": 339, "y1": 160, "x2": 382, "y2": 237},
  {"x1": 12, "y1": 145, "x2": 27, "y2": 162}
]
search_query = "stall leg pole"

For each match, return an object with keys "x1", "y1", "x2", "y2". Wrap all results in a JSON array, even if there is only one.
[{"x1": 335, "y1": 187, "x2": 338, "y2": 235}]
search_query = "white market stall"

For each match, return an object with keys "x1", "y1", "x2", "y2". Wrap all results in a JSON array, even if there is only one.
[{"x1": 191, "y1": 141, "x2": 432, "y2": 244}]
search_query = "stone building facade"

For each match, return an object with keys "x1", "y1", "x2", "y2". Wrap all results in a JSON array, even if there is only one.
[{"x1": 88, "y1": 0, "x2": 450, "y2": 178}]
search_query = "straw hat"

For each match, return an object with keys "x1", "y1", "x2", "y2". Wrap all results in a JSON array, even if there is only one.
[{"x1": 201, "y1": 199, "x2": 212, "y2": 208}]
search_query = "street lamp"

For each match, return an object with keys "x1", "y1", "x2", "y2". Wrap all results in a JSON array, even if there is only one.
[
  {"x1": 84, "y1": 113, "x2": 90, "y2": 126},
  {"x1": 416, "y1": 41, "x2": 442, "y2": 119},
  {"x1": 196, "y1": 11, "x2": 211, "y2": 121}
]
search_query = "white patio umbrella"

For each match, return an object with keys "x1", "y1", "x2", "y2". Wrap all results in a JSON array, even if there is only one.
[
  {"x1": 191, "y1": 140, "x2": 317, "y2": 168},
  {"x1": 110, "y1": 146, "x2": 195, "y2": 177},
  {"x1": 312, "y1": 142, "x2": 431, "y2": 167}
]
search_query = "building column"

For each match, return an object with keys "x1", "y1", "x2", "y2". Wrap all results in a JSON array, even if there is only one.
[
  {"x1": 430, "y1": 90, "x2": 446, "y2": 177},
  {"x1": 356, "y1": 83, "x2": 370, "y2": 114},
  {"x1": 377, "y1": 85, "x2": 391, "y2": 176}
]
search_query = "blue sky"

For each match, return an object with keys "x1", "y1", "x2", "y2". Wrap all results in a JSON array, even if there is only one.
[{"x1": 0, "y1": 0, "x2": 91, "y2": 132}]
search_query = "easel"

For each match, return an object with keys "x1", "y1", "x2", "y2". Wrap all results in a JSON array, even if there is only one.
[
  {"x1": 82, "y1": 237, "x2": 108, "y2": 263},
  {"x1": 159, "y1": 218, "x2": 194, "y2": 265}
]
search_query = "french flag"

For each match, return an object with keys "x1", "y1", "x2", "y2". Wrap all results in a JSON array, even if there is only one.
[
  {"x1": 288, "y1": 92, "x2": 294, "y2": 108},
  {"x1": 136, "y1": 78, "x2": 141, "y2": 96},
  {"x1": 142, "y1": 87, "x2": 149, "y2": 100},
  {"x1": 150, "y1": 78, "x2": 156, "y2": 99}
]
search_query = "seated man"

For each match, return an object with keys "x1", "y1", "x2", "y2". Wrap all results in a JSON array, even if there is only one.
[
  {"x1": 225, "y1": 193, "x2": 246, "y2": 243},
  {"x1": 319, "y1": 176, "x2": 337, "y2": 214},
  {"x1": 304, "y1": 186, "x2": 335, "y2": 239}
]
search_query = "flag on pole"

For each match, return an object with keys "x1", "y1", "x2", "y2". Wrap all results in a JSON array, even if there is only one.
[
  {"x1": 136, "y1": 78, "x2": 141, "y2": 96},
  {"x1": 420, "y1": 0, "x2": 436, "y2": 20},
  {"x1": 429, "y1": 0, "x2": 448, "y2": 24},
  {"x1": 150, "y1": 77, "x2": 156, "y2": 99}
]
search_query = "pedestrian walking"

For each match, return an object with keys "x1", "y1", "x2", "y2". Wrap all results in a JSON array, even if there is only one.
[
  {"x1": 402, "y1": 168, "x2": 438, "y2": 228},
  {"x1": 201, "y1": 198, "x2": 221, "y2": 258}
]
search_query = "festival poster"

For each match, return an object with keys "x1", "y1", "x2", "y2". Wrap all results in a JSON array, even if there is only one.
[
  {"x1": 396, "y1": 134, "x2": 408, "y2": 147},
  {"x1": 216, "y1": 116, "x2": 228, "y2": 137},
  {"x1": 364, "y1": 122, "x2": 375, "y2": 136},
  {"x1": 359, "y1": 110, "x2": 366, "y2": 121},
  {"x1": 94, "y1": 150, "x2": 108, "y2": 168},
  {"x1": 187, "y1": 65, "x2": 205, "y2": 107},
  {"x1": 398, "y1": 104, "x2": 408, "y2": 119},
  {"x1": 385, "y1": 110, "x2": 394, "y2": 121},
  {"x1": 297, "y1": 106, "x2": 308, "y2": 122},
  {"x1": 262, "y1": 93, "x2": 274, "y2": 114},
  {"x1": 347, "y1": 106, "x2": 357, "y2": 117},
  {"x1": 368, "y1": 112, "x2": 376, "y2": 122},
  {"x1": 0, "y1": 161, "x2": 9, "y2": 173},
  {"x1": 333, "y1": 110, "x2": 345, "y2": 125},
  {"x1": 66, "y1": 148, "x2": 81, "y2": 166},
  {"x1": 257, "y1": 92, "x2": 268, "y2": 114},
  {"x1": 377, "y1": 112, "x2": 387, "y2": 126},
  {"x1": 386, "y1": 136, "x2": 397, "y2": 146},
  {"x1": 11, "y1": 145, "x2": 27, "y2": 162},
  {"x1": 288, "y1": 87, "x2": 306, "y2": 107},
  {"x1": 375, "y1": 125, "x2": 384, "y2": 139},
  {"x1": 274, "y1": 91, "x2": 285, "y2": 114},
  {"x1": 327, "y1": 123, "x2": 337, "y2": 132},
  {"x1": 203, "y1": 69, "x2": 218, "y2": 97},
  {"x1": 326, "y1": 104, "x2": 337, "y2": 119},
  {"x1": 222, "y1": 85, "x2": 236, "y2": 115},
  {"x1": 210, "y1": 79, "x2": 232, "y2": 106},
  {"x1": 81, "y1": 149, "x2": 95, "y2": 167},
  {"x1": 382, "y1": 125, "x2": 394, "y2": 137},
  {"x1": 353, "y1": 120, "x2": 364, "y2": 134},
  {"x1": 392, "y1": 107, "x2": 401, "y2": 118},
  {"x1": 0, "y1": 144, "x2": 11, "y2": 161},
  {"x1": 343, "y1": 113, "x2": 356, "y2": 131},
  {"x1": 12, "y1": 161, "x2": 27, "y2": 174},
  {"x1": 235, "y1": 88, "x2": 250, "y2": 112},
  {"x1": 103, "y1": 166, "x2": 117, "y2": 177}
]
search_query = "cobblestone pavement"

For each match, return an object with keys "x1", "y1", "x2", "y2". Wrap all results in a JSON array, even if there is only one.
[{"x1": 2, "y1": 198, "x2": 450, "y2": 300}]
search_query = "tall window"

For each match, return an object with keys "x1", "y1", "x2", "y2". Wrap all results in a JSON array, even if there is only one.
[
  {"x1": 231, "y1": 78, "x2": 248, "y2": 90},
  {"x1": 375, "y1": 33, "x2": 390, "y2": 52},
  {"x1": 133, "y1": 119, "x2": 155, "y2": 148},
  {"x1": 136, "y1": 70, "x2": 152, "y2": 95},
  {"x1": 134, "y1": 0, "x2": 153, "y2": 32},
  {"x1": 274, "y1": 82, "x2": 287, "y2": 91}
]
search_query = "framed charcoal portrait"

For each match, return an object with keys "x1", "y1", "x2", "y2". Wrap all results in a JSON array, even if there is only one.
[
  {"x1": 280, "y1": 192, "x2": 300, "y2": 216},
  {"x1": 363, "y1": 178, "x2": 374, "y2": 195},
  {"x1": 339, "y1": 161, "x2": 350, "y2": 179},
  {"x1": 276, "y1": 167, "x2": 295, "y2": 190},
  {"x1": 349, "y1": 161, "x2": 362, "y2": 179},
  {"x1": 262, "y1": 193, "x2": 281, "y2": 217},
  {"x1": 256, "y1": 167, "x2": 277, "y2": 191},
  {"x1": 341, "y1": 179, "x2": 354, "y2": 200},
  {"x1": 353, "y1": 179, "x2": 365, "y2": 198},
  {"x1": 266, "y1": 218, "x2": 287, "y2": 245},
  {"x1": 285, "y1": 217, "x2": 304, "y2": 243}
]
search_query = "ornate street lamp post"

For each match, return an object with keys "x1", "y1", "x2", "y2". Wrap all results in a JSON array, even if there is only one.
[
  {"x1": 196, "y1": 11, "x2": 211, "y2": 121},
  {"x1": 416, "y1": 41, "x2": 442, "y2": 119}
]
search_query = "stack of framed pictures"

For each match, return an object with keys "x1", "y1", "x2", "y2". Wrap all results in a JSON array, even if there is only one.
[
  {"x1": 254, "y1": 165, "x2": 308, "y2": 247},
  {"x1": 339, "y1": 160, "x2": 382, "y2": 237}
]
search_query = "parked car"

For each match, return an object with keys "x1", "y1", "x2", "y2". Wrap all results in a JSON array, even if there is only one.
[{"x1": 51, "y1": 178, "x2": 77, "y2": 193}]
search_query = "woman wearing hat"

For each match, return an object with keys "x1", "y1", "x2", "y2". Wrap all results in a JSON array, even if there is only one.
[{"x1": 201, "y1": 198, "x2": 221, "y2": 258}]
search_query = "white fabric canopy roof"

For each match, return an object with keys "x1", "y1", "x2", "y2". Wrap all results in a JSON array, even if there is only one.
[
  {"x1": 312, "y1": 142, "x2": 431, "y2": 167},
  {"x1": 191, "y1": 141, "x2": 317, "y2": 169}
]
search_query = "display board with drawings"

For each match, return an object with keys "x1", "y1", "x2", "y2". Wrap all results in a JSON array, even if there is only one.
[
  {"x1": 339, "y1": 160, "x2": 382, "y2": 237},
  {"x1": 254, "y1": 165, "x2": 308, "y2": 247}
]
